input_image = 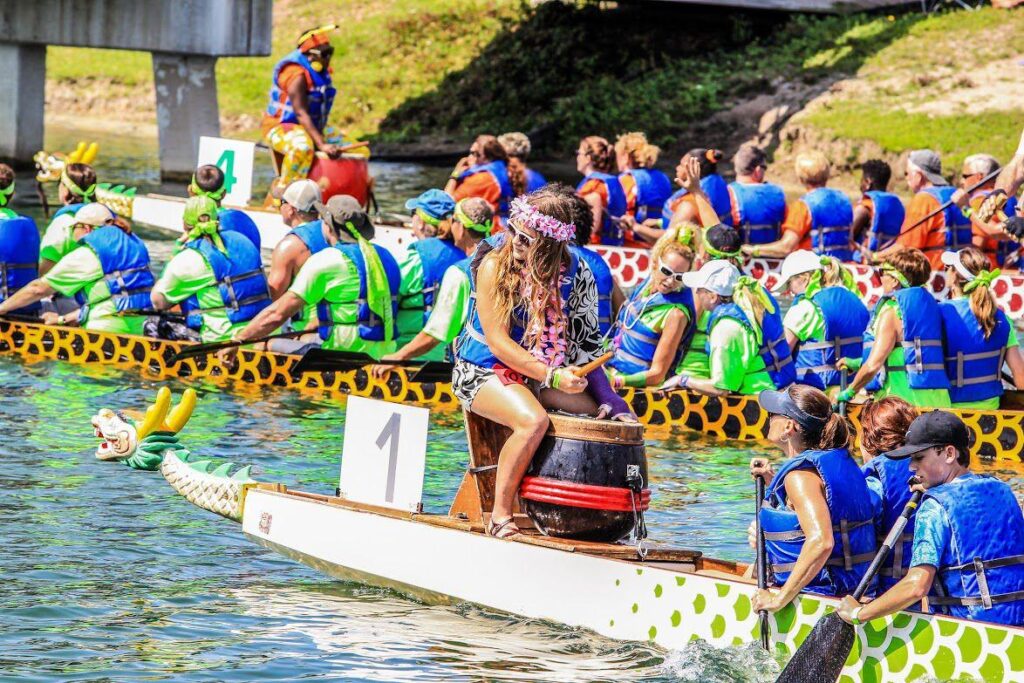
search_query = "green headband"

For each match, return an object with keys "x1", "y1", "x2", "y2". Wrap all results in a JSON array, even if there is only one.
[
  {"x1": 701, "y1": 227, "x2": 739, "y2": 259},
  {"x1": 804, "y1": 256, "x2": 858, "y2": 299},
  {"x1": 964, "y1": 268, "x2": 1001, "y2": 293},
  {"x1": 0, "y1": 179, "x2": 13, "y2": 207},
  {"x1": 189, "y1": 175, "x2": 227, "y2": 203},
  {"x1": 454, "y1": 202, "x2": 492, "y2": 234},
  {"x1": 61, "y1": 167, "x2": 96, "y2": 202},
  {"x1": 416, "y1": 208, "x2": 442, "y2": 228},
  {"x1": 880, "y1": 263, "x2": 910, "y2": 289}
]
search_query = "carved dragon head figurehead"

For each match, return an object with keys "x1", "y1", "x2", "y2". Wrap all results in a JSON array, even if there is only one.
[
  {"x1": 34, "y1": 141, "x2": 99, "y2": 184},
  {"x1": 91, "y1": 387, "x2": 196, "y2": 469}
]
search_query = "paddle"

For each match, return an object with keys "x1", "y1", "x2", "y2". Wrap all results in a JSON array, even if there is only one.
[
  {"x1": 290, "y1": 346, "x2": 454, "y2": 377},
  {"x1": 169, "y1": 329, "x2": 317, "y2": 362},
  {"x1": 876, "y1": 167, "x2": 1002, "y2": 253},
  {"x1": 574, "y1": 351, "x2": 614, "y2": 377},
  {"x1": 0, "y1": 313, "x2": 46, "y2": 324},
  {"x1": 755, "y1": 475, "x2": 770, "y2": 651},
  {"x1": 838, "y1": 369, "x2": 849, "y2": 417},
  {"x1": 776, "y1": 489, "x2": 924, "y2": 683}
]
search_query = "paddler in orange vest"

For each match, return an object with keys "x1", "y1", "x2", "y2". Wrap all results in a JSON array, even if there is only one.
[
  {"x1": 851, "y1": 159, "x2": 904, "y2": 263},
  {"x1": 443, "y1": 135, "x2": 513, "y2": 222},
  {"x1": 959, "y1": 154, "x2": 1015, "y2": 268},
  {"x1": 262, "y1": 25, "x2": 345, "y2": 200},
  {"x1": 576, "y1": 136, "x2": 628, "y2": 246}
]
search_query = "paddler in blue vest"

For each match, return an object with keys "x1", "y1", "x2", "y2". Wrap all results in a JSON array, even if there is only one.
[
  {"x1": 940, "y1": 247, "x2": 1024, "y2": 409},
  {"x1": 576, "y1": 136, "x2": 628, "y2": 246},
  {"x1": 0, "y1": 203, "x2": 153, "y2": 334},
  {"x1": 742, "y1": 151, "x2": 855, "y2": 261},
  {"x1": 39, "y1": 162, "x2": 98, "y2": 276},
  {"x1": 0, "y1": 164, "x2": 41, "y2": 318},
  {"x1": 858, "y1": 396, "x2": 920, "y2": 593},
  {"x1": 607, "y1": 225, "x2": 695, "y2": 389},
  {"x1": 187, "y1": 164, "x2": 262, "y2": 251},
  {"x1": 656, "y1": 148, "x2": 733, "y2": 238},
  {"x1": 773, "y1": 250, "x2": 869, "y2": 392},
  {"x1": 262, "y1": 25, "x2": 345, "y2": 199},
  {"x1": 837, "y1": 411, "x2": 1024, "y2": 627},
  {"x1": 661, "y1": 260, "x2": 795, "y2": 395},
  {"x1": 750, "y1": 385, "x2": 876, "y2": 612},
  {"x1": 444, "y1": 135, "x2": 513, "y2": 222},
  {"x1": 564, "y1": 187, "x2": 624, "y2": 336},
  {"x1": 851, "y1": 159, "x2": 904, "y2": 263},
  {"x1": 371, "y1": 198, "x2": 494, "y2": 378},
  {"x1": 221, "y1": 195, "x2": 401, "y2": 364},
  {"x1": 836, "y1": 248, "x2": 951, "y2": 408},
  {"x1": 498, "y1": 132, "x2": 547, "y2": 194},
  {"x1": 453, "y1": 188, "x2": 634, "y2": 539},
  {"x1": 728, "y1": 144, "x2": 787, "y2": 251},
  {"x1": 150, "y1": 196, "x2": 271, "y2": 343},
  {"x1": 614, "y1": 132, "x2": 673, "y2": 248}
]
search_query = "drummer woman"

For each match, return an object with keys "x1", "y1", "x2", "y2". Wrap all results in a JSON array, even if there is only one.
[
  {"x1": 750, "y1": 385, "x2": 876, "y2": 611},
  {"x1": 836, "y1": 248, "x2": 951, "y2": 408},
  {"x1": 607, "y1": 223, "x2": 696, "y2": 388},
  {"x1": 453, "y1": 188, "x2": 635, "y2": 539},
  {"x1": 939, "y1": 247, "x2": 1024, "y2": 409}
]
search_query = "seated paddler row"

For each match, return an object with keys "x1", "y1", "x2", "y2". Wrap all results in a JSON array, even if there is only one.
[{"x1": 750, "y1": 388, "x2": 1024, "y2": 628}]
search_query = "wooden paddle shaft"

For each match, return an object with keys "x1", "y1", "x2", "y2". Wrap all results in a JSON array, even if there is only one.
[{"x1": 573, "y1": 351, "x2": 614, "y2": 377}]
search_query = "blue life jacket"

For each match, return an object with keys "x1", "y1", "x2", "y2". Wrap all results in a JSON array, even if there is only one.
[
  {"x1": 793, "y1": 287, "x2": 869, "y2": 389},
  {"x1": 577, "y1": 173, "x2": 627, "y2": 245},
  {"x1": 406, "y1": 238, "x2": 466, "y2": 325},
  {"x1": 999, "y1": 196, "x2": 1019, "y2": 266},
  {"x1": 924, "y1": 474, "x2": 1024, "y2": 625},
  {"x1": 266, "y1": 50, "x2": 336, "y2": 131},
  {"x1": 288, "y1": 220, "x2": 329, "y2": 256},
  {"x1": 803, "y1": 187, "x2": 854, "y2": 261},
  {"x1": 922, "y1": 186, "x2": 972, "y2": 251},
  {"x1": 729, "y1": 182, "x2": 786, "y2": 245},
  {"x1": 627, "y1": 168, "x2": 673, "y2": 223},
  {"x1": 75, "y1": 226, "x2": 154, "y2": 321},
  {"x1": 761, "y1": 448, "x2": 877, "y2": 596},
  {"x1": 706, "y1": 293, "x2": 795, "y2": 389},
  {"x1": 525, "y1": 168, "x2": 547, "y2": 193},
  {"x1": 609, "y1": 278, "x2": 694, "y2": 375},
  {"x1": 660, "y1": 174, "x2": 734, "y2": 229},
  {"x1": 0, "y1": 213, "x2": 41, "y2": 315},
  {"x1": 460, "y1": 160, "x2": 514, "y2": 215},
  {"x1": 862, "y1": 288, "x2": 950, "y2": 390},
  {"x1": 218, "y1": 208, "x2": 262, "y2": 251},
  {"x1": 864, "y1": 191, "x2": 905, "y2": 252},
  {"x1": 457, "y1": 240, "x2": 579, "y2": 368},
  {"x1": 573, "y1": 245, "x2": 614, "y2": 335},
  {"x1": 940, "y1": 297, "x2": 1010, "y2": 404},
  {"x1": 861, "y1": 455, "x2": 915, "y2": 592},
  {"x1": 180, "y1": 232, "x2": 271, "y2": 329},
  {"x1": 317, "y1": 242, "x2": 402, "y2": 342},
  {"x1": 53, "y1": 202, "x2": 85, "y2": 220}
]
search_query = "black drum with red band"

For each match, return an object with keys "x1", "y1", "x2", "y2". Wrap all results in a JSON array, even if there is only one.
[{"x1": 520, "y1": 414, "x2": 649, "y2": 542}]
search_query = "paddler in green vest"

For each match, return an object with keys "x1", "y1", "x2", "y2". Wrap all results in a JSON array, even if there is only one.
[
  {"x1": 371, "y1": 197, "x2": 493, "y2": 378},
  {"x1": 219, "y1": 195, "x2": 402, "y2": 364},
  {"x1": 150, "y1": 196, "x2": 272, "y2": 343}
]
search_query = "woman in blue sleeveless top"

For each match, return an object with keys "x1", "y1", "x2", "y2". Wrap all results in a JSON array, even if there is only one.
[{"x1": 750, "y1": 385, "x2": 876, "y2": 612}]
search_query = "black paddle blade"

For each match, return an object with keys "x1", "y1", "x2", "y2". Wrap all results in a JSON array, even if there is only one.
[
  {"x1": 409, "y1": 361, "x2": 453, "y2": 384},
  {"x1": 776, "y1": 613, "x2": 854, "y2": 683},
  {"x1": 290, "y1": 348, "x2": 376, "y2": 375}
]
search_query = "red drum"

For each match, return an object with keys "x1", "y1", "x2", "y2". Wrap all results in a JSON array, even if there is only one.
[{"x1": 309, "y1": 155, "x2": 371, "y2": 205}]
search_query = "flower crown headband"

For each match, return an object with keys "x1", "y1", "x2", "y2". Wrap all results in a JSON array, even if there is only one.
[{"x1": 508, "y1": 196, "x2": 575, "y2": 243}]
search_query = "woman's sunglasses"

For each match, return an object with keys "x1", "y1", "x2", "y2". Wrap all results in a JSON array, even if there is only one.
[
  {"x1": 509, "y1": 225, "x2": 537, "y2": 248},
  {"x1": 658, "y1": 264, "x2": 686, "y2": 283}
]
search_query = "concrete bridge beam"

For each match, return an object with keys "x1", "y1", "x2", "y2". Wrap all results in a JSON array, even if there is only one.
[
  {"x1": 0, "y1": 44, "x2": 47, "y2": 169},
  {"x1": 152, "y1": 53, "x2": 221, "y2": 182}
]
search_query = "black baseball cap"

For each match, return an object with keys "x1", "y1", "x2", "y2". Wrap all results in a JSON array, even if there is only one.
[
  {"x1": 883, "y1": 410, "x2": 969, "y2": 460},
  {"x1": 758, "y1": 389, "x2": 829, "y2": 433}
]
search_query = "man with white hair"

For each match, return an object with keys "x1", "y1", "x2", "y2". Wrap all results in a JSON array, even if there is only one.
[{"x1": 959, "y1": 153, "x2": 1014, "y2": 267}]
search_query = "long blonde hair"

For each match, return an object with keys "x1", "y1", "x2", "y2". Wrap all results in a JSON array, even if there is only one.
[
  {"x1": 491, "y1": 189, "x2": 573, "y2": 349},
  {"x1": 949, "y1": 246, "x2": 1000, "y2": 339},
  {"x1": 651, "y1": 223, "x2": 695, "y2": 271},
  {"x1": 615, "y1": 131, "x2": 660, "y2": 169}
]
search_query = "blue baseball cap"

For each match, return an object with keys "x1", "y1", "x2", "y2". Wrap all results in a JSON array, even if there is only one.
[{"x1": 405, "y1": 189, "x2": 455, "y2": 223}]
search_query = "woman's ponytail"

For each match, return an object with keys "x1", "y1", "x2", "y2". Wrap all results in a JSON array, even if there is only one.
[{"x1": 817, "y1": 412, "x2": 851, "y2": 450}]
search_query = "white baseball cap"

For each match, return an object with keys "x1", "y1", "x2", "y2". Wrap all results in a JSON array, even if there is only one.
[
  {"x1": 773, "y1": 250, "x2": 823, "y2": 293},
  {"x1": 73, "y1": 202, "x2": 115, "y2": 227},
  {"x1": 282, "y1": 179, "x2": 322, "y2": 212},
  {"x1": 682, "y1": 259, "x2": 740, "y2": 296}
]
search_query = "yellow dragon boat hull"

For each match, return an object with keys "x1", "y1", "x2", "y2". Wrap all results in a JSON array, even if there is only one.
[{"x1": 3, "y1": 319, "x2": 1023, "y2": 464}]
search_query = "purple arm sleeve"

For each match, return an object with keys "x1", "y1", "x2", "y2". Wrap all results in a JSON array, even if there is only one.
[{"x1": 586, "y1": 367, "x2": 632, "y2": 417}]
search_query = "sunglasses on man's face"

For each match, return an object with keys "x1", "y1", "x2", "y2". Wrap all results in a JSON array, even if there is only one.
[
  {"x1": 658, "y1": 264, "x2": 686, "y2": 283},
  {"x1": 309, "y1": 46, "x2": 334, "y2": 60}
]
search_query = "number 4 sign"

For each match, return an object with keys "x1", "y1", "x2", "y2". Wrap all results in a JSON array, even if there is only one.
[
  {"x1": 197, "y1": 136, "x2": 255, "y2": 207},
  {"x1": 339, "y1": 396, "x2": 429, "y2": 512}
]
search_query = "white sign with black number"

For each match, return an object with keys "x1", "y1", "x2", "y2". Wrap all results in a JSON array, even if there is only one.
[
  {"x1": 196, "y1": 136, "x2": 256, "y2": 207},
  {"x1": 339, "y1": 396, "x2": 429, "y2": 512}
]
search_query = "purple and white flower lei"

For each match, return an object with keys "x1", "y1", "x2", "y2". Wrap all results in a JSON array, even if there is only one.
[{"x1": 508, "y1": 196, "x2": 576, "y2": 243}]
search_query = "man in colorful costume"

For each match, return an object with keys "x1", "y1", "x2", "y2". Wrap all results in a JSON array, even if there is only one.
[
  {"x1": 0, "y1": 164, "x2": 42, "y2": 317},
  {"x1": 838, "y1": 411, "x2": 1024, "y2": 627},
  {"x1": 221, "y1": 195, "x2": 401, "y2": 362},
  {"x1": 150, "y1": 196, "x2": 272, "y2": 343},
  {"x1": 263, "y1": 25, "x2": 345, "y2": 198},
  {"x1": 0, "y1": 203, "x2": 153, "y2": 334}
]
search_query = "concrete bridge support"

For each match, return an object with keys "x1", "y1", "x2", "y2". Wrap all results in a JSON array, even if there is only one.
[
  {"x1": 0, "y1": 45, "x2": 47, "y2": 168},
  {"x1": 152, "y1": 53, "x2": 221, "y2": 181}
]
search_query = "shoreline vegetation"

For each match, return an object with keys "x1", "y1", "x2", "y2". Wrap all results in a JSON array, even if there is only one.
[{"x1": 46, "y1": 2, "x2": 1023, "y2": 187}]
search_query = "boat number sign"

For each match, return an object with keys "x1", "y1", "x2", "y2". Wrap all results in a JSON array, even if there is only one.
[
  {"x1": 339, "y1": 396, "x2": 429, "y2": 512},
  {"x1": 197, "y1": 136, "x2": 255, "y2": 208}
]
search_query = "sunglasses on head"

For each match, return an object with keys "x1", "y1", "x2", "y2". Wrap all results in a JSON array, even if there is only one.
[
  {"x1": 658, "y1": 264, "x2": 686, "y2": 283},
  {"x1": 509, "y1": 224, "x2": 537, "y2": 247}
]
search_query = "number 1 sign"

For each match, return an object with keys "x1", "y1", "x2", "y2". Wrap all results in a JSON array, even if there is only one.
[{"x1": 339, "y1": 396, "x2": 429, "y2": 512}]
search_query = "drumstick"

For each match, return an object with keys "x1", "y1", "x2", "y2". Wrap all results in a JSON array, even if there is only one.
[{"x1": 573, "y1": 351, "x2": 614, "y2": 377}]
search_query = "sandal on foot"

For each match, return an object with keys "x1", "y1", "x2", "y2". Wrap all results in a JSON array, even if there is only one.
[{"x1": 487, "y1": 516, "x2": 521, "y2": 539}]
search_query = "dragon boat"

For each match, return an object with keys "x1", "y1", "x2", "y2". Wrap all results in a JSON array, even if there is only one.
[
  {"x1": 117, "y1": 389, "x2": 1022, "y2": 683},
  {"x1": 9, "y1": 316, "x2": 1024, "y2": 465}
]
